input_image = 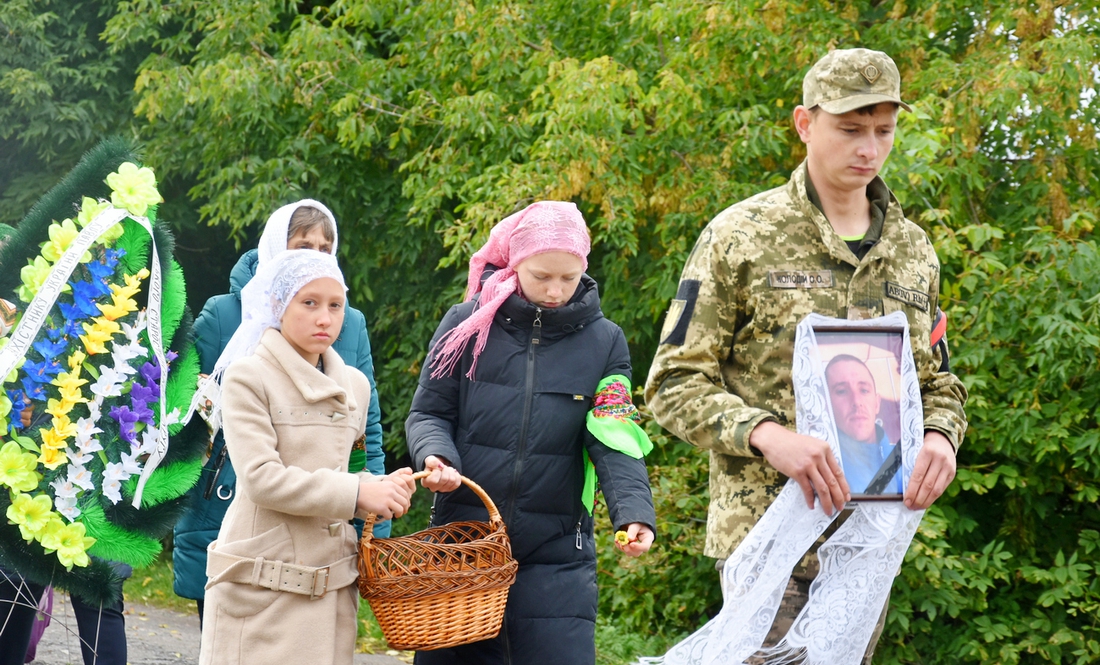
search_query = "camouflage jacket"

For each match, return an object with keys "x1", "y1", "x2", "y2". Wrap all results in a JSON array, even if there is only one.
[{"x1": 645, "y1": 161, "x2": 968, "y2": 558}]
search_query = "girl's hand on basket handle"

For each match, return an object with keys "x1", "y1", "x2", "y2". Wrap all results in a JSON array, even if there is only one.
[
  {"x1": 614, "y1": 523, "x2": 654, "y2": 557},
  {"x1": 422, "y1": 455, "x2": 462, "y2": 493},
  {"x1": 388, "y1": 467, "x2": 417, "y2": 497},
  {"x1": 357, "y1": 475, "x2": 413, "y2": 519}
]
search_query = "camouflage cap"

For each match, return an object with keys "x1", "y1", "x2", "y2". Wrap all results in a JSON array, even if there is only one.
[{"x1": 803, "y1": 48, "x2": 911, "y2": 114}]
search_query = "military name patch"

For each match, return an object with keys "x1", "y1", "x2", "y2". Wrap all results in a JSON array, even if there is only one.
[
  {"x1": 884, "y1": 282, "x2": 930, "y2": 312},
  {"x1": 767, "y1": 270, "x2": 834, "y2": 289}
]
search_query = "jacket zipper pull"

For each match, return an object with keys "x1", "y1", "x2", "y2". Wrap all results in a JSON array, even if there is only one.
[
  {"x1": 575, "y1": 520, "x2": 583, "y2": 550},
  {"x1": 532, "y1": 307, "x2": 543, "y2": 345}
]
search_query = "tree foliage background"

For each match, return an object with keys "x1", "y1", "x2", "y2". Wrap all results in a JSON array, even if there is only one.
[{"x1": 3, "y1": 0, "x2": 1099, "y2": 662}]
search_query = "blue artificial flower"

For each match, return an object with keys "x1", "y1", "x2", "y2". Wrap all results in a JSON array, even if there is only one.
[
  {"x1": 6, "y1": 389, "x2": 28, "y2": 432},
  {"x1": 69, "y1": 280, "x2": 108, "y2": 315},
  {"x1": 46, "y1": 327, "x2": 62, "y2": 342},
  {"x1": 139, "y1": 362, "x2": 160, "y2": 386},
  {"x1": 22, "y1": 359, "x2": 62, "y2": 383},
  {"x1": 32, "y1": 338, "x2": 69, "y2": 361},
  {"x1": 85, "y1": 258, "x2": 116, "y2": 283},
  {"x1": 62, "y1": 317, "x2": 84, "y2": 339},
  {"x1": 109, "y1": 405, "x2": 139, "y2": 444},
  {"x1": 132, "y1": 400, "x2": 155, "y2": 425},
  {"x1": 20, "y1": 377, "x2": 47, "y2": 402},
  {"x1": 129, "y1": 382, "x2": 158, "y2": 406},
  {"x1": 104, "y1": 248, "x2": 124, "y2": 268}
]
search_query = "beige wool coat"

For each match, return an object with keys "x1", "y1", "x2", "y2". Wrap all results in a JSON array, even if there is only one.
[{"x1": 199, "y1": 329, "x2": 377, "y2": 665}]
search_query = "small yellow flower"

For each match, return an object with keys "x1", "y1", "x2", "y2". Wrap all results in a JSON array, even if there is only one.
[
  {"x1": 40, "y1": 219, "x2": 92, "y2": 264},
  {"x1": 97, "y1": 296, "x2": 137, "y2": 321},
  {"x1": 45, "y1": 398, "x2": 79, "y2": 420},
  {"x1": 7, "y1": 493, "x2": 54, "y2": 542},
  {"x1": 106, "y1": 162, "x2": 161, "y2": 217},
  {"x1": 38, "y1": 446, "x2": 68, "y2": 470},
  {"x1": 40, "y1": 519, "x2": 95, "y2": 570},
  {"x1": 51, "y1": 368, "x2": 88, "y2": 398},
  {"x1": 0, "y1": 441, "x2": 42, "y2": 492},
  {"x1": 68, "y1": 350, "x2": 86, "y2": 370},
  {"x1": 112, "y1": 268, "x2": 149, "y2": 302},
  {"x1": 49, "y1": 413, "x2": 77, "y2": 440},
  {"x1": 79, "y1": 318, "x2": 120, "y2": 355}
]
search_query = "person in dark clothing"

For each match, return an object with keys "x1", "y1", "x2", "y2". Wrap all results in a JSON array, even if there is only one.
[{"x1": 407, "y1": 201, "x2": 656, "y2": 665}]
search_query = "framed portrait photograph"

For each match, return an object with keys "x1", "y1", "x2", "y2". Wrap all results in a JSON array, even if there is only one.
[{"x1": 792, "y1": 313, "x2": 924, "y2": 504}]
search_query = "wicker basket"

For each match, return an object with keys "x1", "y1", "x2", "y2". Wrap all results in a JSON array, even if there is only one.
[{"x1": 357, "y1": 470, "x2": 518, "y2": 651}]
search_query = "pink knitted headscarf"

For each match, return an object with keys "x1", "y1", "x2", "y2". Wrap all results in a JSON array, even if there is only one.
[{"x1": 429, "y1": 201, "x2": 591, "y2": 380}]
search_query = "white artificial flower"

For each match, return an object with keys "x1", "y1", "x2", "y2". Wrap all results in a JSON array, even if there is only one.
[
  {"x1": 103, "y1": 461, "x2": 130, "y2": 483},
  {"x1": 90, "y1": 368, "x2": 125, "y2": 398},
  {"x1": 162, "y1": 408, "x2": 181, "y2": 427},
  {"x1": 86, "y1": 400, "x2": 102, "y2": 423},
  {"x1": 73, "y1": 417, "x2": 103, "y2": 446},
  {"x1": 119, "y1": 450, "x2": 143, "y2": 476},
  {"x1": 50, "y1": 478, "x2": 79, "y2": 500},
  {"x1": 67, "y1": 447, "x2": 93, "y2": 467},
  {"x1": 66, "y1": 465, "x2": 96, "y2": 492},
  {"x1": 54, "y1": 495, "x2": 80, "y2": 521},
  {"x1": 137, "y1": 429, "x2": 162, "y2": 456},
  {"x1": 76, "y1": 437, "x2": 103, "y2": 456},
  {"x1": 110, "y1": 340, "x2": 146, "y2": 366},
  {"x1": 101, "y1": 478, "x2": 123, "y2": 504}
]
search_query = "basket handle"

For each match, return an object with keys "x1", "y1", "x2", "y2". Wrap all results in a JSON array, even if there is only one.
[{"x1": 360, "y1": 469, "x2": 504, "y2": 544}]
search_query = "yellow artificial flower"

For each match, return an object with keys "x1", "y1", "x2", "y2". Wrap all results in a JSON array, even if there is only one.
[
  {"x1": 106, "y1": 162, "x2": 161, "y2": 217},
  {"x1": 40, "y1": 219, "x2": 92, "y2": 264},
  {"x1": 7, "y1": 493, "x2": 54, "y2": 542},
  {"x1": 113, "y1": 268, "x2": 150, "y2": 302},
  {"x1": 40, "y1": 519, "x2": 95, "y2": 570},
  {"x1": 77, "y1": 197, "x2": 124, "y2": 244},
  {"x1": 18, "y1": 256, "x2": 62, "y2": 303},
  {"x1": 97, "y1": 296, "x2": 137, "y2": 321},
  {"x1": 38, "y1": 445, "x2": 68, "y2": 470},
  {"x1": 45, "y1": 398, "x2": 79, "y2": 420},
  {"x1": 0, "y1": 441, "x2": 42, "y2": 492},
  {"x1": 68, "y1": 350, "x2": 86, "y2": 370},
  {"x1": 79, "y1": 318, "x2": 120, "y2": 355},
  {"x1": 51, "y1": 367, "x2": 88, "y2": 397},
  {"x1": 49, "y1": 413, "x2": 77, "y2": 440},
  {"x1": 76, "y1": 197, "x2": 110, "y2": 227}
]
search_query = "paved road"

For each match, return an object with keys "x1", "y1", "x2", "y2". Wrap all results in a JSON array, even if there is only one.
[{"x1": 28, "y1": 594, "x2": 408, "y2": 665}]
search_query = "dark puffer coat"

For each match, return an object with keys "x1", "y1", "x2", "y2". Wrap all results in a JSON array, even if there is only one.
[
  {"x1": 406, "y1": 273, "x2": 656, "y2": 665},
  {"x1": 172, "y1": 249, "x2": 387, "y2": 603}
]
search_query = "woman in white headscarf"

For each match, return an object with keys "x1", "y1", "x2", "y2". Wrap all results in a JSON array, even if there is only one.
[
  {"x1": 198, "y1": 250, "x2": 415, "y2": 665},
  {"x1": 173, "y1": 200, "x2": 389, "y2": 624}
]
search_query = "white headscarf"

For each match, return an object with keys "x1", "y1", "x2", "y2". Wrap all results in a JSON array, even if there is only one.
[
  {"x1": 187, "y1": 250, "x2": 347, "y2": 438},
  {"x1": 257, "y1": 199, "x2": 339, "y2": 265}
]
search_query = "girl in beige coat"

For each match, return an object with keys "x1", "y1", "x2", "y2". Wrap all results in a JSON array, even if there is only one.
[{"x1": 198, "y1": 250, "x2": 418, "y2": 665}]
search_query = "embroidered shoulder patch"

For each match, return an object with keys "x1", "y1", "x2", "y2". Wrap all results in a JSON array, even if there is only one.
[
  {"x1": 767, "y1": 270, "x2": 834, "y2": 289},
  {"x1": 660, "y1": 279, "x2": 700, "y2": 346},
  {"x1": 884, "y1": 282, "x2": 930, "y2": 312}
]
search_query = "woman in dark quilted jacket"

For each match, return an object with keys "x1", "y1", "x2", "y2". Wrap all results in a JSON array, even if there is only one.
[{"x1": 407, "y1": 201, "x2": 656, "y2": 665}]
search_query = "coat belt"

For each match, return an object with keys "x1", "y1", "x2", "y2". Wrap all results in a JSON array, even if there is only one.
[{"x1": 206, "y1": 547, "x2": 359, "y2": 600}]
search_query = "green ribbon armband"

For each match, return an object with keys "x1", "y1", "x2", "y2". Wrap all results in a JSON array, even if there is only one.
[{"x1": 581, "y1": 374, "x2": 653, "y2": 515}]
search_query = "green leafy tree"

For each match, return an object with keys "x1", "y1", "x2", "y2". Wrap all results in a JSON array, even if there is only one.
[
  {"x1": 92, "y1": 0, "x2": 1100, "y2": 661},
  {"x1": 0, "y1": 0, "x2": 144, "y2": 223}
]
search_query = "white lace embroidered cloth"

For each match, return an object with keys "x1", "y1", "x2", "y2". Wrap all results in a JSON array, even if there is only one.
[{"x1": 639, "y1": 312, "x2": 925, "y2": 665}]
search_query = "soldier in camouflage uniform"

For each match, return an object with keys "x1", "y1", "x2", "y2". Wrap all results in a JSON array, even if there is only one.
[{"x1": 645, "y1": 48, "x2": 968, "y2": 661}]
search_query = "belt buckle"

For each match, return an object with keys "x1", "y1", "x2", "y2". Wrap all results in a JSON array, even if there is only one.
[{"x1": 310, "y1": 566, "x2": 330, "y2": 600}]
